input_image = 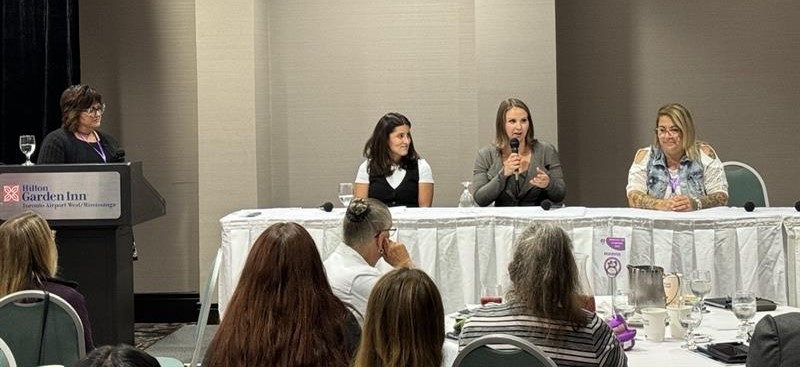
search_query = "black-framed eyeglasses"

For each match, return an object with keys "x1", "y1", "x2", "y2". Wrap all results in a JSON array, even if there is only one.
[
  {"x1": 83, "y1": 103, "x2": 106, "y2": 116},
  {"x1": 375, "y1": 227, "x2": 397, "y2": 238}
]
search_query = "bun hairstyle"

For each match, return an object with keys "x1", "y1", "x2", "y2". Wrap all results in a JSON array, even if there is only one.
[
  {"x1": 343, "y1": 198, "x2": 392, "y2": 248},
  {"x1": 346, "y1": 198, "x2": 372, "y2": 222}
]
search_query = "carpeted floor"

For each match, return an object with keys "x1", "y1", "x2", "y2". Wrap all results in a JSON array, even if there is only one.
[
  {"x1": 140, "y1": 324, "x2": 218, "y2": 364},
  {"x1": 135, "y1": 323, "x2": 187, "y2": 350}
]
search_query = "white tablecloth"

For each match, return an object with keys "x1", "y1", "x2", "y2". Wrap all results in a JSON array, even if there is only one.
[
  {"x1": 219, "y1": 207, "x2": 800, "y2": 316},
  {"x1": 442, "y1": 298, "x2": 800, "y2": 367}
]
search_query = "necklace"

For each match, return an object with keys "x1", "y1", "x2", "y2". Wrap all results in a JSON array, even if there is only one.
[{"x1": 75, "y1": 130, "x2": 107, "y2": 162}]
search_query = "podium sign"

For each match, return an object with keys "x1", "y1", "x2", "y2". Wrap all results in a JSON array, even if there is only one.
[
  {"x1": 0, "y1": 172, "x2": 122, "y2": 219},
  {"x1": 0, "y1": 162, "x2": 165, "y2": 346}
]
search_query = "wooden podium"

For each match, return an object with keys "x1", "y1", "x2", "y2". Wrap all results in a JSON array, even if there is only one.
[{"x1": 0, "y1": 162, "x2": 165, "y2": 345}]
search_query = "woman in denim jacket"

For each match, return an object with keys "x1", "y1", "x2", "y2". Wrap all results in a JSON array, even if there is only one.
[{"x1": 626, "y1": 103, "x2": 728, "y2": 211}]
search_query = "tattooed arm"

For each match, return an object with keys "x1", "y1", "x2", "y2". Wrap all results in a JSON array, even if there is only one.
[
  {"x1": 628, "y1": 190, "x2": 671, "y2": 211},
  {"x1": 697, "y1": 192, "x2": 728, "y2": 209}
]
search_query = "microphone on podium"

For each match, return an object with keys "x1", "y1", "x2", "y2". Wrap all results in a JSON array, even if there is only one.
[
  {"x1": 319, "y1": 202, "x2": 334, "y2": 212},
  {"x1": 795, "y1": 201, "x2": 800, "y2": 212},
  {"x1": 509, "y1": 138, "x2": 520, "y2": 181},
  {"x1": 744, "y1": 201, "x2": 756, "y2": 212}
]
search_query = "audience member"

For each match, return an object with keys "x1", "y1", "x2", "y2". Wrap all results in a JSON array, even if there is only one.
[
  {"x1": 626, "y1": 103, "x2": 728, "y2": 211},
  {"x1": 203, "y1": 222, "x2": 360, "y2": 367},
  {"x1": 354, "y1": 112, "x2": 434, "y2": 207},
  {"x1": 324, "y1": 197, "x2": 414, "y2": 322},
  {"x1": 73, "y1": 344, "x2": 158, "y2": 367},
  {"x1": 0, "y1": 210, "x2": 94, "y2": 351},
  {"x1": 459, "y1": 223, "x2": 627, "y2": 366},
  {"x1": 471, "y1": 98, "x2": 565, "y2": 206},
  {"x1": 353, "y1": 268, "x2": 444, "y2": 367}
]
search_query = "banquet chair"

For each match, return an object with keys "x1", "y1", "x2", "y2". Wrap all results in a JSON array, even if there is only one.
[
  {"x1": 189, "y1": 247, "x2": 223, "y2": 367},
  {"x1": 453, "y1": 334, "x2": 557, "y2": 367},
  {"x1": 0, "y1": 337, "x2": 17, "y2": 367},
  {"x1": 0, "y1": 290, "x2": 85, "y2": 367},
  {"x1": 723, "y1": 161, "x2": 769, "y2": 207}
]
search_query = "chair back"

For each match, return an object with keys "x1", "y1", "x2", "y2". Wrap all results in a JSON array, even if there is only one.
[
  {"x1": 0, "y1": 290, "x2": 85, "y2": 367},
  {"x1": 747, "y1": 313, "x2": 800, "y2": 367},
  {"x1": 0, "y1": 337, "x2": 17, "y2": 367},
  {"x1": 723, "y1": 161, "x2": 769, "y2": 207},
  {"x1": 189, "y1": 247, "x2": 223, "y2": 367},
  {"x1": 453, "y1": 333, "x2": 558, "y2": 367}
]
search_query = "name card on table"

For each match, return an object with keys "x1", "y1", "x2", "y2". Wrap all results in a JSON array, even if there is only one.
[{"x1": 0, "y1": 172, "x2": 121, "y2": 220}]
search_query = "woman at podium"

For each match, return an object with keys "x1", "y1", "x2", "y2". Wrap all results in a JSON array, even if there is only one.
[{"x1": 37, "y1": 84, "x2": 125, "y2": 164}]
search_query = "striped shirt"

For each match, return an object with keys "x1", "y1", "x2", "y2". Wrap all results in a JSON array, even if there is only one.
[{"x1": 458, "y1": 301, "x2": 627, "y2": 367}]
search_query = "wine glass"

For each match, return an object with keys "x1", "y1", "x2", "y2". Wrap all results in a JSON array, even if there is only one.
[
  {"x1": 338, "y1": 183, "x2": 353, "y2": 207},
  {"x1": 679, "y1": 302, "x2": 703, "y2": 351},
  {"x1": 732, "y1": 290, "x2": 757, "y2": 342},
  {"x1": 458, "y1": 181, "x2": 475, "y2": 208},
  {"x1": 19, "y1": 135, "x2": 36, "y2": 166},
  {"x1": 480, "y1": 284, "x2": 503, "y2": 306},
  {"x1": 689, "y1": 270, "x2": 712, "y2": 310}
]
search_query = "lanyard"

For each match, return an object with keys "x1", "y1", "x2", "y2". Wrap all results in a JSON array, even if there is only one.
[{"x1": 77, "y1": 131, "x2": 107, "y2": 162}]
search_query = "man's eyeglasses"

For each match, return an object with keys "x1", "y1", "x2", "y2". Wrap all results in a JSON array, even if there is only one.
[
  {"x1": 83, "y1": 104, "x2": 106, "y2": 116},
  {"x1": 375, "y1": 227, "x2": 397, "y2": 238},
  {"x1": 655, "y1": 127, "x2": 681, "y2": 136}
]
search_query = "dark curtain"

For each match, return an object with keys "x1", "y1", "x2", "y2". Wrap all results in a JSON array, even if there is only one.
[{"x1": 0, "y1": 0, "x2": 80, "y2": 164}]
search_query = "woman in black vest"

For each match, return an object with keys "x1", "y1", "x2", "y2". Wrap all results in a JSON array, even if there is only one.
[{"x1": 354, "y1": 113, "x2": 434, "y2": 207}]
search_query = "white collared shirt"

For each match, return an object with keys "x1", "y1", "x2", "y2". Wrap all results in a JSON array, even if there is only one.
[{"x1": 323, "y1": 243, "x2": 382, "y2": 325}]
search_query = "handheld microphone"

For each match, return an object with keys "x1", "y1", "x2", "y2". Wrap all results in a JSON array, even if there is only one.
[
  {"x1": 541, "y1": 199, "x2": 565, "y2": 211},
  {"x1": 795, "y1": 201, "x2": 800, "y2": 212},
  {"x1": 114, "y1": 149, "x2": 126, "y2": 162},
  {"x1": 509, "y1": 138, "x2": 520, "y2": 180},
  {"x1": 744, "y1": 201, "x2": 755, "y2": 212},
  {"x1": 319, "y1": 202, "x2": 334, "y2": 212}
]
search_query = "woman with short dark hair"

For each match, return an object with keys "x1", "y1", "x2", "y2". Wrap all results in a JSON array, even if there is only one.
[
  {"x1": 37, "y1": 84, "x2": 124, "y2": 163},
  {"x1": 73, "y1": 345, "x2": 158, "y2": 367}
]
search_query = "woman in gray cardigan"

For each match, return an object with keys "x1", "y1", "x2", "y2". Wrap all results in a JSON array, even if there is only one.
[{"x1": 470, "y1": 98, "x2": 566, "y2": 206}]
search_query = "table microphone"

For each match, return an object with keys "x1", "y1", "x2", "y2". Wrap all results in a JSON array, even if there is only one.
[
  {"x1": 319, "y1": 202, "x2": 334, "y2": 212},
  {"x1": 795, "y1": 201, "x2": 800, "y2": 212},
  {"x1": 509, "y1": 138, "x2": 520, "y2": 180},
  {"x1": 541, "y1": 199, "x2": 564, "y2": 211},
  {"x1": 744, "y1": 201, "x2": 755, "y2": 212}
]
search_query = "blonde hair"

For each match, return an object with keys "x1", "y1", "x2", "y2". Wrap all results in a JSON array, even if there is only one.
[
  {"x1": 654, "y1": 103, "x2": 701, "y2": 161},
  {"x1": 0, "y1": 211, "x2": 58, "y2": 298},
  {"x1": 353, "y1": 268, "x2": 444, "y2": 367}
]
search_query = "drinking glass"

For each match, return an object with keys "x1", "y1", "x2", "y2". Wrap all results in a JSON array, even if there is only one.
[
  {"x1": 458, "y1": 181, "x2": 476, "y2": 208},
  {"x1": 613, "y1": 289, "x2": 636, "y2": 319},
  {"x1": 732, "y1": 290, "x2": 757, "y2": 341},
  {"x1": 19, "y1": 135, "x2": 36, "y2": 166},
  {"x1": 689, "y1": 270, "x2": 712, "y2": 310},
  {"x1": 338, "y1": 183, "x2": 353, "y2": 207},
  {"x1": 480, "y1": 284, "x2": 503, "y2": 306},
  {"x1": 679, "y1": 302, "x2": 703, "y2": 351}
]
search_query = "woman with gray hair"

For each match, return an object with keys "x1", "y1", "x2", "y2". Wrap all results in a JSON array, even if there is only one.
[
  {"x1": 459, "y1": 223, "x2": 627, "y2": 367},
  {"x1": 323, "y1": 197, "x2": 414, "y2": 323}
]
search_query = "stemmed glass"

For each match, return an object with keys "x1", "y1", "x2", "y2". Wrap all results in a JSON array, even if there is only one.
[
  {"x1": 338, "y1": 183, "x2": 353, "y2": 207},
  {"x1": 613, "y1": 289, "x2": 636, "y2": 319},
  {"x1": 19, "y1": 135, "x2": 36, "y2": 166},
  {"x1": 732, "y1": 290, "x2": 757, "y2": 342},
  {"x1": 458, "y1": 181, "x2": 475, "y2": 208},
  {"x1": 689, "y1": 270, "x2": 712, "y2": 311},
  {"x1": 679, "y1": 302, "x2": 703, "y2": 351}
]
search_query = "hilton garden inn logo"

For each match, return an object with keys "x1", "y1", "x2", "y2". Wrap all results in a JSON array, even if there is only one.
[{"x1": 3, "y1": 185, "x2": 20, "y2": 202}]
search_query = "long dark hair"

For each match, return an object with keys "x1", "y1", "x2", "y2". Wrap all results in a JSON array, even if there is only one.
[
  {"x1": 204, "y1": 222, "x2": 353, "y2": 367},
  {"x1": 363, "y1": 112, "x2": 420, "y2": 176},
  {"x1": 353, "y1": 268, "x2": 444, "y2": 367}
]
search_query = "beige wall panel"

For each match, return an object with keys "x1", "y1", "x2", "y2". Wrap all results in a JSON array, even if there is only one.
[{"x1": 80, "y1": 0, "x2": 199, "y2": 292}]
